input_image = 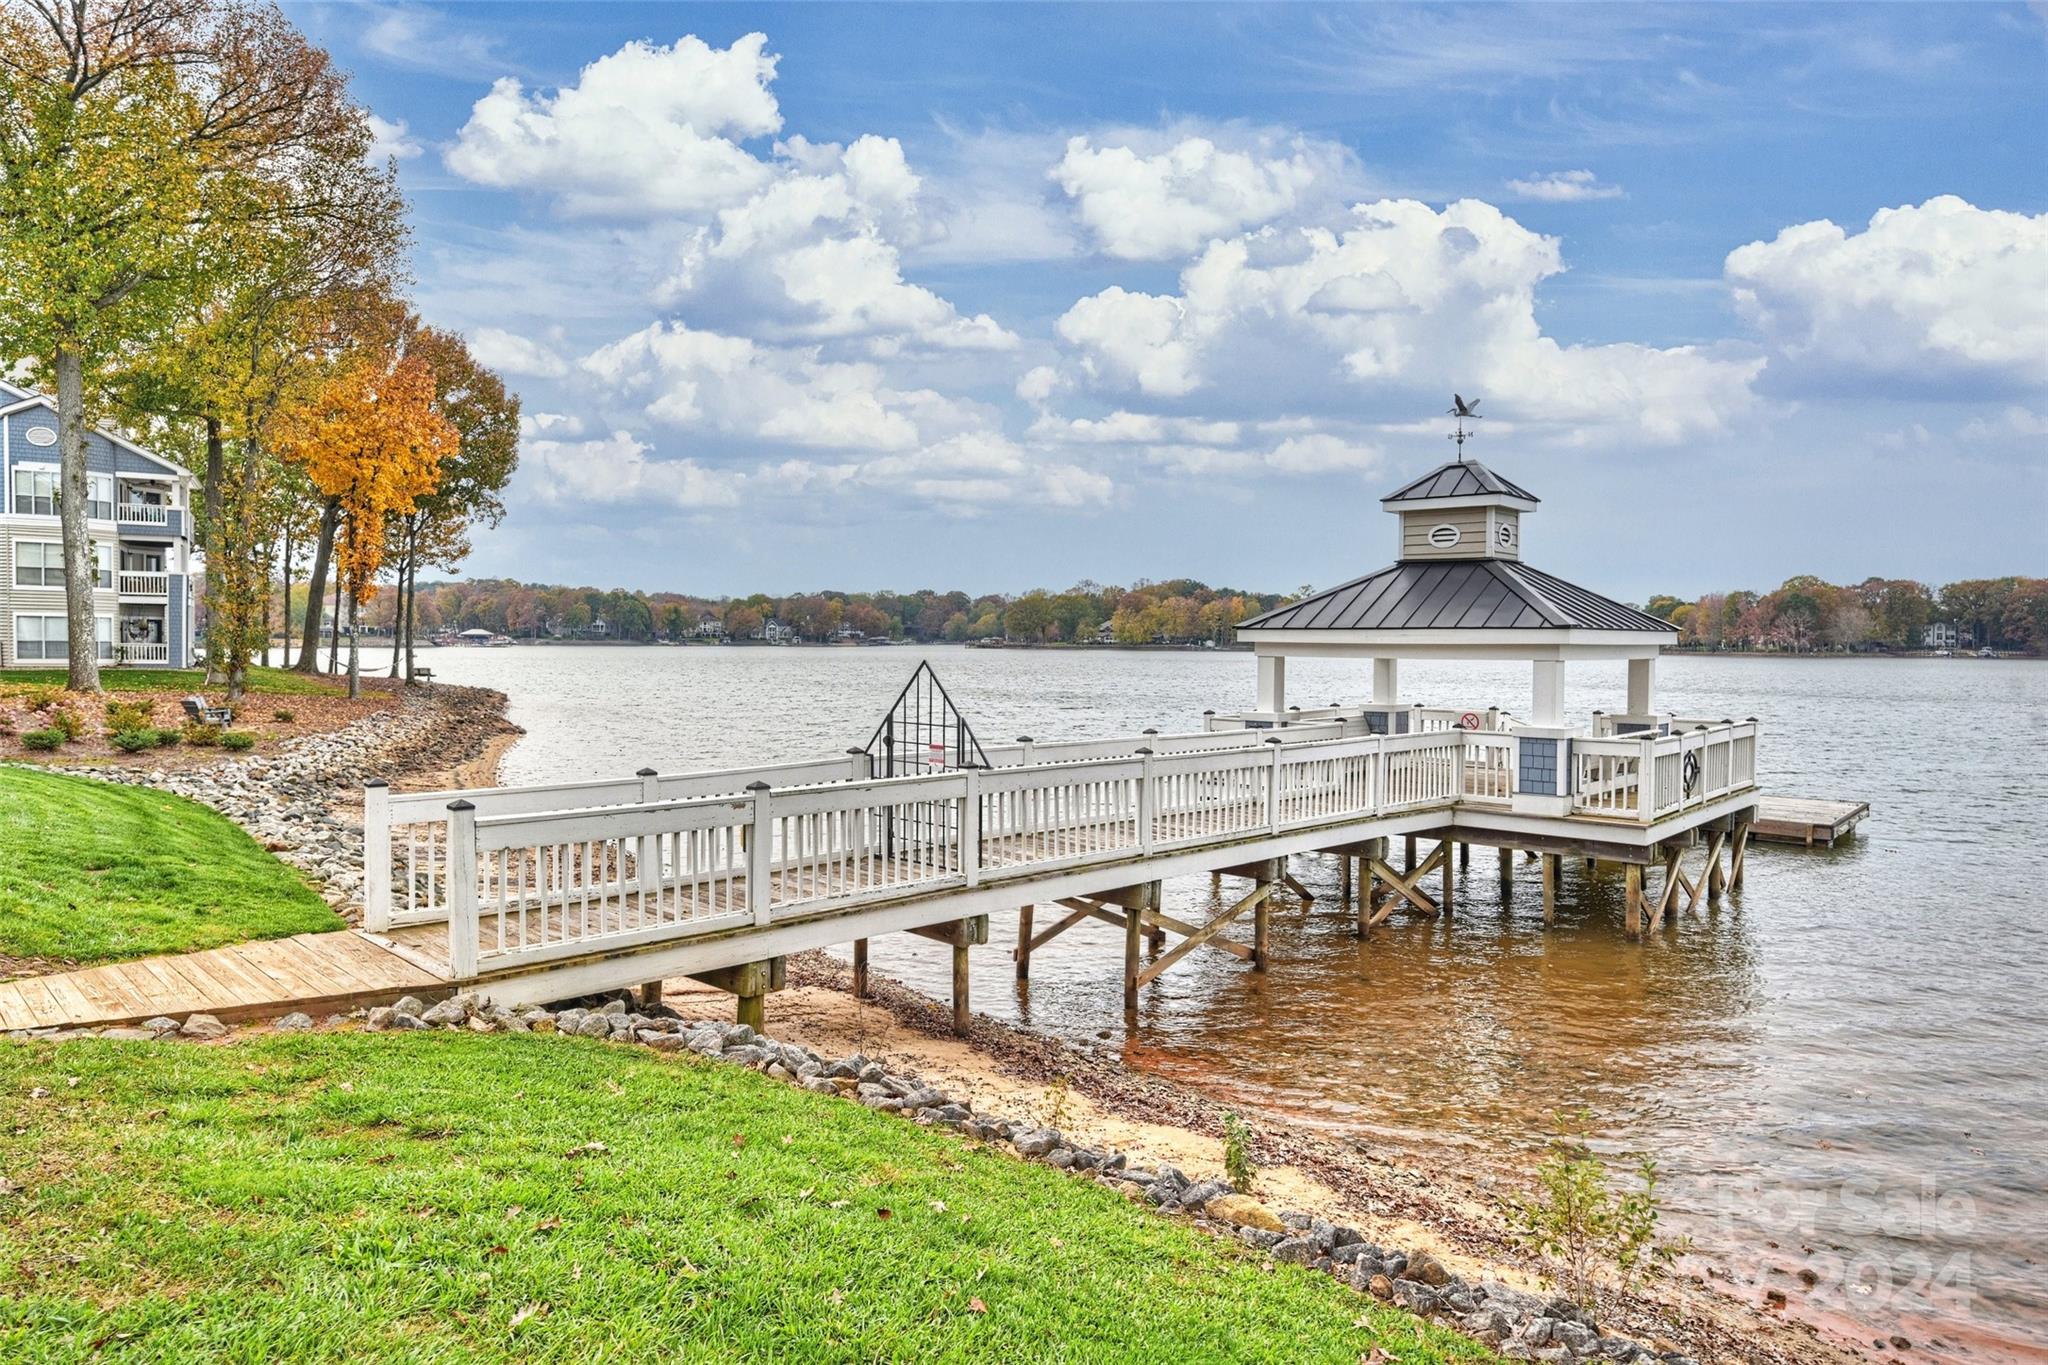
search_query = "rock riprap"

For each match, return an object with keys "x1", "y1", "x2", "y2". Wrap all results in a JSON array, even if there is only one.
[{"x1": 49, "y1": 684, "x2": 510, "y2": 920}]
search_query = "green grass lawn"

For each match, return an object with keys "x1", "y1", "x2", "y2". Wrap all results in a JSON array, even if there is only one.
[
  {"x1": 0, "y1": 1032, "x2": 1493, "y2": 1364},
  {"x1": 0, "y1": 767, "x2": 340, "y2": 966},
  {"x1": 0, "y1": 666, "x2": 343, "y2": 696}
]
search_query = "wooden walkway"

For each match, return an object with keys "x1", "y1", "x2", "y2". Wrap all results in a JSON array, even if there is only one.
[
  {"x1": 1751, "y1": 796, "x2": 1868, "y2": 846},
  {"x1": 0, "y1": 932, "x2": 442, "y2": 1032}
]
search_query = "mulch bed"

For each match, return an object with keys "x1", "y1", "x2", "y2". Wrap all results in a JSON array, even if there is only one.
[{"x1": 0, "y1": 679, "x2": 399, "y2": 769}]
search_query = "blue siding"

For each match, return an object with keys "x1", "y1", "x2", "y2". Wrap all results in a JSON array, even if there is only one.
[
  {"x1": 169, "y1": 575, "x2": 188, "y2": 667},
  {"x1": 1517, "y1": 737, "x2": 1567, "y2": 796}
]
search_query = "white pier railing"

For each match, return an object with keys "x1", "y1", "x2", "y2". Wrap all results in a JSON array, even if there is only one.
[{"x1": 363, "y1": 716, "x2": 1760, "y2": 980}]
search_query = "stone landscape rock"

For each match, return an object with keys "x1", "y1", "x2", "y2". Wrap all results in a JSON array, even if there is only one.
[
  {"x1": 274, "y1": 1013, "x2": 314, "y2": 1031},
  {"x1": 1203, "y1": 1193, "x2": 1285, "y2": 1233},
  {"x1": 179, "y1": 1014, "x2": 229, "y2": 1039}
]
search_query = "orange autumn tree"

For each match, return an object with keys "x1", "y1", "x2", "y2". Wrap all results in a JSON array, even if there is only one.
[{"x1": 275, "y1": 348, "x2": 455, "y2": 695}]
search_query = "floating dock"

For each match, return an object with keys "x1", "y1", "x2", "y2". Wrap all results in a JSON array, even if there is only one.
[{"x1": 1749, "y1": 796, "x2": 1868, "y2": 847}]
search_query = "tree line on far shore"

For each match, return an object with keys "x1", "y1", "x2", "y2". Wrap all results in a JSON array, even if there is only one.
[
  {"x1": 1646, "y1": 575, "x2": 2048, "y2": 653},
  {"x1": 330, "y1": 579, "x2": 1296, "y2": 647},
  {"x1": 332, "y1": 572, "x2": 2047, "y2": 653}
]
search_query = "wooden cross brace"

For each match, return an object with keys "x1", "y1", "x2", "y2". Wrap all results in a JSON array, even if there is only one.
[{"x1": 1361, "y1": 841, "x2": 1447, "y2": 933}]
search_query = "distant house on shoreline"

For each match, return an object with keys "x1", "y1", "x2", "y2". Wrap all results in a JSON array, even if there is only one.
[{"x1": 0, "y1": 379, "x2": 197, "y2": 669}]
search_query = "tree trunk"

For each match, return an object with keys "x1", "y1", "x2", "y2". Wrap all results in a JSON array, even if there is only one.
[
  {"x1": 54, "y1": 347, "x2": 101, "y2": 692},
  {"x1": 202, "y1": 415, "x2": 224, "y2": 550},
  {"x1": 295, "y1": 497, "x2": 339, "y2": 671},
  {"x1": 404, "y1": 551, "x2": 419, "y2": 682},
  {"x1": 279, "y1": 518, "x2": 295, "y2": 669},
  {"x1": 329, "y1": 570, "x2": 342, "y2": 675}
]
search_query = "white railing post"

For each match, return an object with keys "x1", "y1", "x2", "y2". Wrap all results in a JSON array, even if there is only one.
[
  {"x1": 362, "y1": 779, "x2": 391, "y2": 933},
  {"x1": 1016, "y1": 735, "x2": 1035, "y2": 766},
  {"x1": 746, "y1": 782, "x2": 774, "y2": 926},
  {"x1": 1265, "y1": 736, "x2": 1283, "y2": 833},
  {"x1": 1638, "y1": 734, "x2": 1658, "y2": 822},
  {"x1": 446, "y1": 800, "x2": 478, "y2": 980},
  {"x1": 1136, "y1": 748, "x2": 1156, "y2": 854},
  {"x1": 961, "y1": 766, "x2": 983, "y2": 887},
  {"x1": 636, "y1": 767, "x2": 660, "y2": 905},
  {"x1": 847, "y1": 747, "x2": 872, "y2": 781}
]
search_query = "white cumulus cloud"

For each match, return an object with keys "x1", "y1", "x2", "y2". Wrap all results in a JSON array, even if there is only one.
[
  {"x1": 445, "y1": 34, "x2": 782, "y2": 216},
  {"x1": 1051, "y1": 133, "x2": 1345, "y2": 261},
  {"x1": 1726, "y1": 195, "x2": 2048, "y2": 393},
  {"x1": 523, "y1": 430, "x2": 745, "y2": 509},
  {"x1": 467, "y1": 327, "x2": 569, "y2": 379},
  {"x1": 365, "y1": 112, "x2": 421, "y2": 161},
  {"x1": 1505, "y1": 170, "x2": 1624, "y2": 202},
  {"x1": 1053, "y1": 198, "x2": 1761, "y2": 443}
]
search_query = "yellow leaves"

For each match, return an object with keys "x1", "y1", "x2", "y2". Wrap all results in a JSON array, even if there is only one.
[{"x1": 273, "y1": 345, "x2": 457, "y2": 598}]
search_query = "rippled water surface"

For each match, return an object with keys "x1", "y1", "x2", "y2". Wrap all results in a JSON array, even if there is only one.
[{"x1": 384, "y1": 644, "x2": 2048, "y2": 1358}]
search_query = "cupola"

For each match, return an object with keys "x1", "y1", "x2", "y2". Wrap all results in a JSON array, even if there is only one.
[{"x1": 1379, "y1": 459, "x2": 1538, "y2": 562}]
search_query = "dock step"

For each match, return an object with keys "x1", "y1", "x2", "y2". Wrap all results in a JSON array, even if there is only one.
[{"x1": 1750, "y1": 796, "x2": 1868, "y2": 847}]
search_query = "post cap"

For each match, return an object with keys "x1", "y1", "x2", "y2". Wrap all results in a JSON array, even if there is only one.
[
  {"x1": 1016, "y1": 735, "x2": 1033, "y2": 744},
  {"x1": 1142, "y1": 727, "x2": 1158, "y2": 735},
  {"x1": 1592, "y1": 709, "x2": 1605, "y2": 715},
  {"x1": 1135, "y1": 747, "x2": 1154, "y2": 756},
  {"x1": 1264, "y1": 736, "x2": 1282, "y2": 744},
  {"x1": 1288, "y1": 705, "x2": 1301, "y2": 712},
  {"x1": 746, "y1": 781, "x2": 771, "y2": 792},
  {"x1": 846, "y1": 747, "x2": 866, "y2": 755},
  {"x1": 1202, "y1": 709, "x2": 1215, "y2": 716},
  {"x1": 637, "y1": 767, "x2": 658, "y2": 777},
  {"x1": 364, "y1": 777, "x2": 388, "y2": 788},
  {"x1": 447, "y1": 799, "x2": 474, "y2": 812},
  {"x1": 1747, "y1": 716, "x2": 1758, "y2": 722}
]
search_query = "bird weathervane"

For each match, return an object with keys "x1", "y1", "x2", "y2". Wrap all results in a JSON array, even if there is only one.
[{"x1": 1447, "y1": 393, "x2": 1482, "y2": 459}]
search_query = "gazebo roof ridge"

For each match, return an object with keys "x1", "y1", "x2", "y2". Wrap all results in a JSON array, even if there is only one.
[{"x1": 1379, "y1": 457, "x2": 1539, "y2": 507}]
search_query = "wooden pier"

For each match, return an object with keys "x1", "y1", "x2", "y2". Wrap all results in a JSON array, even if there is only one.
[{"x1": 1750, "y1": 796, "x2": 1868, "y2": 846}]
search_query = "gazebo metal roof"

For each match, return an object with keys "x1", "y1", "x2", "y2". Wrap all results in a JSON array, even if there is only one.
[
  {"x1": 1238, "y1": 559, "x2": 1673, "y2": 634},
  {"x1": 1380, "y1": 458, "x2": 1539, "y2": 505}
]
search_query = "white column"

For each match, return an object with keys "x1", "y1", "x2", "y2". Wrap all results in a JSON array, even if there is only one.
[
  {"x1": 1257, "y1": 653, "x2": 1287, "y2": 712},
  {"x1": 1371, "y1": 657, "x2": 1400, "y2": 704},
  {"x1": 1531, "y1": 659, "x2": 1565, "y2": 727},
  {"x1": 1627, "y1": 656, "x2": 1656, "y2": 715}
]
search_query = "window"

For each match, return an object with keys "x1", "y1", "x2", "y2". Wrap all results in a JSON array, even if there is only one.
[
  {"x1": 87, "y1": 474, "x2": 113, "y2": 521},
  {"x1": 13, "y1": 615, "x2": 113, "y2": 662},
  {"x1": 11, "y1": 543, "x2": 112, "y2": 589},
  {"x1": 14, "y1": 542, "x2": 61, "y2": 587},
  {"x1": 12, "y1": 468, "x2": 57, "y2": 516}
]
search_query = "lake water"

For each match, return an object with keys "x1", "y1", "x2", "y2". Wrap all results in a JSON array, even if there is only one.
[{"x1": 362, "y1": 643, "x2": 2047, "y2": 1359}]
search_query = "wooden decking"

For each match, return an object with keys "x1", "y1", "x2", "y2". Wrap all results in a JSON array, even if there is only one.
[
  {"x1": 0, "y1": 931, "x2": 443, "y2": 1033},
  {"x1": 1751, "y1": 796, "x2": 1868, "y2": 847}
]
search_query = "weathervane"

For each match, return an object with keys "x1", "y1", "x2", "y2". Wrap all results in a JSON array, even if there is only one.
[{"x1": 1447, "y1": 393, "x2": 1482, "y2": 460}]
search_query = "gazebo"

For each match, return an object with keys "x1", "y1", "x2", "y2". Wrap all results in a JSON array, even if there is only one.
[{"x1": 1233, "y1": 456, "x2": 1677, "y2": 805}]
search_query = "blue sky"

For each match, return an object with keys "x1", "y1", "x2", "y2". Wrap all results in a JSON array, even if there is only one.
[{"x1": 285, "y1": 2, "x2": 2047, "y2": 600}]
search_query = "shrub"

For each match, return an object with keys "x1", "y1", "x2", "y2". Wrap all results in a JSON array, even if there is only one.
[
  {"x1": 49, "y1": 706, "x2": 85, "y2": 740},
  {"x1": 1505, "y1": 1146, "x2": 1680, "y2": 1311},
  {"x1": 20, "y1": 728, "x2": 66, "y2": 751},
  {"x1": 106, "y1": 700, "x2": 153, "y2": 732},
  {"x1": 1222, "y1": 1112, "x2": 1258, "y2": 1196},
  {"x1": 25, "y1": 686, "x2": 61, "y2": 712},
  {"x1": 220, "y1": 730, "x2": 257, "y2": 751},
  {"x1": 153, "y1": 727, "x2": 182, "y2": 748},
  {"x1": 111, "y1": 729, "x2": 157, "y2": 753},
  {"x1": 272, "y1": 708, "x2": 296, "y2": 723},
  {"x1": 181, "y1": 721, "x2": 222, "y2": 746}
]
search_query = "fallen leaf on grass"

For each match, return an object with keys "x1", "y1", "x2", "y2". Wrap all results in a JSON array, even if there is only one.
[
  {"x1": 509, "y1": 1302, "x2": 549, "y2": 1330},
  {"x1": 929, "y1": 1199, "x2": 947, "y2": 1213},
  {"x1": 1048, "y1": 1236, "x2": 1063, "y2": 1248},
  {"x1": 603, "y1": 1080, "x2": 623, "y2": 1095},
  {"x1": 563, "y1": 1141, "x2": 608, "y2": 1158},
  {"x1": 875, "y1": 1207, "x2": 893, "y2": 1220},
  {"x1": 533, "y1": 1216, "x2": 562, "y2": 1232},
  {"x1": 486, "y1": 1245, "x2": 508, "y2": 1257},
  {"x1": 968, "y1": 1298, "x2": 987, "y2": 1314},
  {"x1": 796, "y1": 1187, "x2": 815, "y2": 1200},
  {"x1": 828, "y1": 1199, "x2": 850, "y2": 1209},
  {"x1": 826, "y1": 1288, "x2": 846, "y2": 1306}
]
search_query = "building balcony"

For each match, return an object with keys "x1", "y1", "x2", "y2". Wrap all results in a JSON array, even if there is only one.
[
  {"x1": 117, "y1": 571, "x2": 170, "y2": 599},
  {"x1": 115, "y1": 503, "x2": 182, "y2": 537}
]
